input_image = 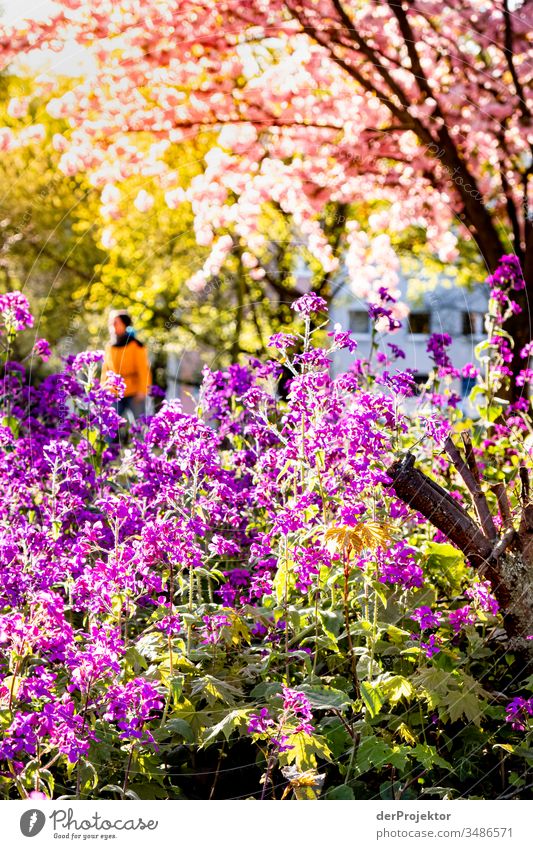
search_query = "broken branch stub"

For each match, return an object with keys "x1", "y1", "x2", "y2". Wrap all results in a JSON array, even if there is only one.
[
  {"x1": 387, "y1": 453, "x2": 493, "y2": 566},
  {"x1": 387, "y1": 451, "x2": 533, "y2": 651}
]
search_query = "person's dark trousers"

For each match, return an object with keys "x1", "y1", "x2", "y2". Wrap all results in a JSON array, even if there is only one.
[{"x1": 116, "y1": 395, "x2": 146, "y2": 421}]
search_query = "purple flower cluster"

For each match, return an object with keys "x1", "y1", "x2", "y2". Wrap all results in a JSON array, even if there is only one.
[
  {"x1": 505, "y1": 697, "x2": 533, "y2": 731},
  {"x1": 377, "y1": 541, "x2": 423, "y2": 589},
  {"x1": 448, "y1": 604, "x2": 477, "y2": 634},
  {"x1": 368, "y1": 303, "x2": 401, "y2": 332},
  {"x1": 465, "y1": 580, "x2": 499, "y2": 615},
  {"x1": 0, "y1": 291, "x2": 34, "y2": 333},
  {"x1": 247, "y1": 688, "x2": 314, "y2": 752},
  {"x1": 410, "y1": 606, "x2": 442, "y2": 630},
  {"x1": 199, "y1": 613, "x2": 232, "y2": 645},
  {"x1": 291, "y1": 292, "x2": 328, "y2": 316},
  {"x1": 281, "y1": 687, "x2": 314, "y2": 735},
  {"x1": 0, "y1": 271, "x2": 522, "y2": 796},
  {"x1": 247, "y1": 707, "x2": 275, "y2": 735},
  {"x1": 102, "y1": 679, "x2": 163, "y2": 742},
  {"x1": 426, "y1": 333, "x2": 452, "y2": 369},
  {"x1": 33, "y1": 338, "x2": 52, "y2": 362},
  {"x1": 487, "y1": 254, "x2": 525, "y2": 293},
  {"x1": 0, "y1": 697, "x2": 97, "y2": 764}
]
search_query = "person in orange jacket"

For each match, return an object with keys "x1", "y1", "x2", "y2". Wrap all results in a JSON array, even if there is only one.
[{"x1": 102, "y1": 311, "x2": 152, "y2": 419}]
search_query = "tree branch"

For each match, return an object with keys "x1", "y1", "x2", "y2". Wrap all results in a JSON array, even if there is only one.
[
  {"x1": 492, "y1": 483, "x2": 514, "y2": 531},
  {"x1": 444, "y1": 436, "x2": 497, "y2": 539},
  {"x1": 503, "y1": 0, "x2": 532, "y2": 126},
  {"x1": 387, "y1": 453, "x2": 493, "y2": 566}
]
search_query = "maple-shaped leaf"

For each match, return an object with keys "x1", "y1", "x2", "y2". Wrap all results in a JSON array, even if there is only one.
[{"x1": 324, "y1": 522, "x2": 393, "y2": 556}]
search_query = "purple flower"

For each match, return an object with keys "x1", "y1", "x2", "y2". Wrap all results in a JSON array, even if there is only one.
[
  {"x1": 426, "y1": 333, "x2": 452, "y2": 368},
  {"x1": 103, "y1": 679, "x2": 163, "y2": 743},
  {"x1": 32, "y1": 338, "x2": 51, "y2": 362},
  {"x1": 376, "y1": 370, "x2": 417, "y2": 397},
  {"x1": 294, "y1": 349, "x2": 332, "y2": 369},
  {"x1": 410, "y1": 606, "x2": 442, "y2": 630},
  {"x1": 247, "y1": 708, "x2": 274, "y2": 735},
  {"x1": 487, "y1": 255, "x2": 525, "y2": 293},
  {"x1": 199, "y1": 613, "x2": 231, "y2": 645},
  {"x1": 377, "y1": 541, "x2": 423, "y2": 590},
  {"x1": 505, "y1": 696, "x2": 533, "y2": 731},
  {"x1": 465, "y1": 580, "x2": 499, "y2": 615},
  {"x1": 0, "y1": 291, "x2": 34, "y2": 333},
  {"x1": 516, "y1": 368, "x2": 533, "y2": 387},
  {"x1": 291, "y1": 292, "x2": 328, "y2": 316},
  {"x1": 461, "y1": 362, "x2": 479, "y2": 379},
  {"x1": 328, "y1": 327, "x2": 358, "y2": 353},
  {"x1": 387, "y1": 343, "x2": 406, "y2": 360},
  {"x1": 420, "y1": 415, "x2": 451, "y2": 445},
  {"x1": 420, "y1": 633, "x2": 441, "y2": 658},
  {"x1": 72, "y1": 350, "x2": 104, "y2": 370},
  {"x1": 282, "y1": 687, "x2": 314, "y2": 735},
  {"x1": 268, "y1": 333, "x2": 299, "y2": 350},
  {"x1": 368, "y1": 303, "x2": 401, "y2": 331},
  {"x1": 0, "y1": 697, "x2": 97, "y2": 764},
  {"x1": 103, "y1": 370, "x2": 126, "y2": 398},
  {"x1": 154, "y1": 614, "x2": 181, "y2": 636},
  {"x1": 208, "y1": 535, "x2": 241, "y2": 557},
  {"x1": 448, "y1": 604, "x2": 477, "y2": 634},
  {"x1": 489, "y1": 335, "x2": 513, "y2": 363},
  {"x1": 520, "y1": 341, "x2": 533, "y2": 359},
  {"x1": 378, "y1": 286, "x2": 397, "y2": 304}
]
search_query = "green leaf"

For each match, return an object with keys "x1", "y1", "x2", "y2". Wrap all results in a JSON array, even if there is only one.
[
  {"x1": 355, "y1": 736, "x2": 410, "y2": 775},
  {"x1": 380, "y1": 675, "x2": 414, "y2": 706},
  {"x1": 326, "y1": 784, "x2": 355, "y2": 800},
  {"x1": 84, "y1": 428, "x2": 102, "y2": 448},
  {"x1": 1, "y1": 415, "x2": 19, "y2": 438},
  {"x1": 299, "y1": 685, "x2": 354, "y2": 711},
  {"x1": 124, "y1": 646, "x2": 148, "y2": 673},
  {"x1": 250, "y1": 682, "x2": 282, "y2": 699},
  {"x1": 360, "y1": 681, "x2": 386, "y2": 718},
  {"x1": 75, "y1": 759, "x2": 98, "y2": 793},
  {"x1": 164, "y1": 718, "x2": 195, "y2": 743},
  {"x1": 415, "y1": 668, "x2": 488, "y2": 726},
  {"x1": 282, "y1": 732, "x2": 332, "y2": 770},
  {"x1": 168, "y1": 675, "x2": 184, "y2": 704},
  {"x1": 318, "y1": 717, "x2": 353, "y2": 760},
  {"x1": 190, "y1": 674, "x2": 243, "y2": 706},
  {"x1": 134, "y1": 633, "x2": 165, "y2": 661},
  {"x1": 413, "y1": 744, "x2": 452, "y2": 771},
  {"x1": 422, "y1": 542, "x2": 466, "y2": 594},
  {"x1": 101, "y1": 784, "x2": 127, "y2": 799},
  {"x1": 272, "y1": 555, "x2": 295, "y2": 603},
  {"x1": 201, "y1": 710, "x2": 249, "y2": 746},
  {"x1": 447, "y1": 690, "x2": 483, "y2": 725}
]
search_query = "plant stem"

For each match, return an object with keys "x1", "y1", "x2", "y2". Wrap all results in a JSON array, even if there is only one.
[
  {"x1": 343, "y1": 550, "x2": 360, "y2": 698},
  {"x1": 260, "y1": 749, "x2": 278, "y2": 800},
  {"x1": 123, "y1": 744, "x2": 135, "y2": 795}
]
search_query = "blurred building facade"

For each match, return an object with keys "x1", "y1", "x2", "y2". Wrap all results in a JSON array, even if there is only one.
[{"x1": 329, "y1": 274, "x2": 489, "y2": 402}]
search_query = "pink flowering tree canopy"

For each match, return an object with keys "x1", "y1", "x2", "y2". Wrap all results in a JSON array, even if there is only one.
[
  {"x1": 0, "y1": 1, "x2": 532, "y2": 377},
  {"x1": 0, "y1": 2, "x2": 530, "y2": 256}
]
